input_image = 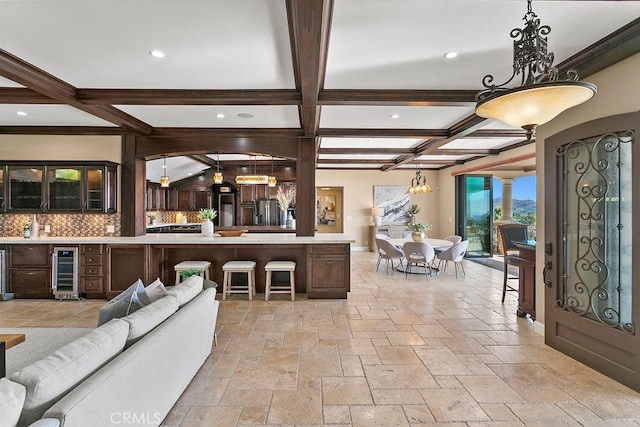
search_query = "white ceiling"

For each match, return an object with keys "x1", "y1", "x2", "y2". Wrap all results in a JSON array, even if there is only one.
[{"x1": 0, "y1": 0, "x2": 638, "y2": 180}]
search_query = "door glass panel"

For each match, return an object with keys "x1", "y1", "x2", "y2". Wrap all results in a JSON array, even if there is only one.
[
  {"x1": 558, "y1": 131, "x2": 633, "y2": 333},
  {"x1": 458, "y1": 175, "x2": 493, "y2": 257},
  {"x1": 86, "y1": 168, "x2": 103, "y2": 211},
  {"x1": 9, "y1": 167, "x2": 43, "y2": 210},
  {"x1": 48, "y1": 168, "x2": 82, "y2": 210}
]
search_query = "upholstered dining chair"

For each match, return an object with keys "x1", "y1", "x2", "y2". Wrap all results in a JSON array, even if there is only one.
[
  {"x1": 402, "y1": 241, "x2": 435, "y2": 279},
  {"x1": 375, "y1": 237, "x2": 405, "y2": 274},
  {"x1": 435, "y1": 234, "x2": 462, "y2": 257},
  {"x1": 497, "y1": 223, "x2": 529, "y2": 303},
  {"x1": 437, "y1": 240, "x2": 469, "y2": 278}
]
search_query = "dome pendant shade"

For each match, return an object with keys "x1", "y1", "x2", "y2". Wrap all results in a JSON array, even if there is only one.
[
  {"x1": 474, "y1": 0, "x2": 596, "y2": 140},
  {"x1": 476, "y1": 81, "x2": 596, "y2": 136}
]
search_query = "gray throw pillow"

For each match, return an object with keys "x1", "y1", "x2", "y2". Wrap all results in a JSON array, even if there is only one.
[
  {"x1": 137, "y1": 278, "x2": 167, "y2": 305},
  {"x1": 97, "y1": 279, "x2": 144, "y2": 326}
]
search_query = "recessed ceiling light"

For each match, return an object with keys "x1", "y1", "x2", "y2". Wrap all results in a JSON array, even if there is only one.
[
  {"x1": 16, "y1": 111, "x2": 27, "y2": 116},
  {"x1": 216, "y1": 113, "x2": 225, "y2": 119},
  {"x1": 150, "y1": 50, "x2": 165, "y2": 58},
  {"x1": 444, "y1": 51, "x2": 458, "y2": 59},
  {"x1": 237, "y1": 113, "x2": 254, "y2": 119},
  {"x1": 391, "y1": 114, "x2": 400, "y2": 119}
]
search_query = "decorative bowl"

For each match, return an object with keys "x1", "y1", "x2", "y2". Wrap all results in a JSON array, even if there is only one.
[{"x1": 216, "y1": 229, "x2": 248, "y2": 237}]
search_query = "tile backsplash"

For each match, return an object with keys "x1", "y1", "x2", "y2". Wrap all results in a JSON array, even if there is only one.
[
  {"x1": 147, "y1": 211, "x2": 201, "y2": 224},
  {"x1": 0, "y1": 213, "x2": 121, "y2": 237}
]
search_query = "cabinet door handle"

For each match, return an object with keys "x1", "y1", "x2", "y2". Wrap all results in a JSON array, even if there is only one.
[{"x1": 25, "y1": 272, "x2": 35, "y2": 276}]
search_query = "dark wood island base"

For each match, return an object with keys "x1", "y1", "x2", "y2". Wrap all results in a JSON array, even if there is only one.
[{"x1": 0, "y1": 234, "x2": 353, "y2": 300}]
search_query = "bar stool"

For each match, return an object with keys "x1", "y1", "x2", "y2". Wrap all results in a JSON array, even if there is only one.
[
  {"x1": 174, "y1": 261, "x2": 211, "y2": 285},
  {"x1": 222, "y1": 260, "x2": 256, "y2": 301},
  {"x1": 264, "y1": 261, "x2": 296, "y2": 301}
]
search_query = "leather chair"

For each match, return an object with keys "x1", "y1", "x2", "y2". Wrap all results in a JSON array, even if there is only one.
[
  {"x1": 375, "y1": 237, "x2": 405, "y2": 274},
  {"x1": 497, "y1": 223, "x2": 529, "y2": 302},
  {"x1": 402, "y1": 241, "x2": 435, "y2": 279},
  {"x1": 437, "y1": 240, "x2": 469, "y2": 278}
]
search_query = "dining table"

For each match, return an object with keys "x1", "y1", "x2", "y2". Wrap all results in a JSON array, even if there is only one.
[
  {"x1": 388, "y1": 237, "x2": 454, "y2": 275},
  {"x1": 388, "y1": 237, "x2": 454, "y2": 251}
]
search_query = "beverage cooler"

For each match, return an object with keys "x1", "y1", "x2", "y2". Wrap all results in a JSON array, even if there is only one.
[
  {"x1": 0, "y1": 249, "x2": 12, "y2": 301},
  {"x1": 52, "y1": 247, "x2": 79, "y2": 300}
]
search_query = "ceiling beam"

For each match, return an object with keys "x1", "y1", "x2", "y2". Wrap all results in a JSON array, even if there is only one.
[
  {"x1": 319, "y1": 147, "x2": 414, "y2": 155},
  {"x1": 0, "y1": 126, "x2": 123, "y2": 135},
  {"x1": 286, "y1": 0, "x2": 333, "y2": 137},
  {"x1": 76, "y1": 89, "x2": 302, "y2": 105},
  {"x1": 318, "y1": 128, "x2": 448, "y2": 138},
  {"x1": 150, "y1": 128, "x2": 304, "y2": 138},
  {"x1": 0, "y1": 48, "x2": 152, "y2": 134},
  {"x1": 317, "y1": 158, "x2": 460, "y2": 165},
  {"x1": 433, "y1": 148, "x2": 500, "y2": 155},
  {"x1": 557, "y1": 17, "x2": 640, "y2": 79},
  {"x1": 187, "y1": 154, "x2": 218, "y2": 168},
  {"x1": 0, "y1": 87, "x2": 59, "y2": 103},
  {"x1": 319, "y1": 89, "x2": 477, "y2": 106}
]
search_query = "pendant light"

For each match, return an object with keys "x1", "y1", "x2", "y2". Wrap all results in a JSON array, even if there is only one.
[
  {"x1": 213, "y1": 152, "x2": 223, "y2": 184},
  {"x1": 475, "y1": 0, "x2": 596, "y2": 140},
  {"x1": 406, "y1": 163, "x2": 432, "y2": 195},
  {"x1": 268, "y1": 155, "x2": 277, "y2": 187},
  {"x1": 235, "y1": 155, "x2": 269, "y2": 185},
  {"x1": 159, "y1": 156, "x2": 170, "y2": 188}
]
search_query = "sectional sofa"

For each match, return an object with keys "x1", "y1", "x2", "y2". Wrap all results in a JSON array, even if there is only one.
[{"x1": 0, "y1": 275, "x2": 219, "y2": 427}]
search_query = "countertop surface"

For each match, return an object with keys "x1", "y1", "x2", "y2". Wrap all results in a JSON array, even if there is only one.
[{"x1": 0, "y1": 233, "x2": 354, "y2": 245}]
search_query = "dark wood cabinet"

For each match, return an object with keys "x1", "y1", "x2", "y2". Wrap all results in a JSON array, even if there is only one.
[
  {"x1": 146, "y1": 183, "x2": 167, "y2": 211},
  {"x1": 0, "y1": 166, "x2": 5, "y2": 211},
  {"x1": 307, "y1": 244, "x2": 350, "y2": 298},
  {"x1": 7, "y1": 244, "x2": 52, "y2": 298},
  {"x1": 514, "y1": 242, "x2": 536, "y2": 320},
  {"x1": 80, "y1": 244, "x2": 105, "y2": 296},
  {"x1": 106, "y1": 245, "x2": 148, "y2": 299},
  {"x1": 166, "y1": 188, "x2": 210, "y2": 211},
  {"x1": 2, "y1": 162, "x2": 117, "y2": 213}
]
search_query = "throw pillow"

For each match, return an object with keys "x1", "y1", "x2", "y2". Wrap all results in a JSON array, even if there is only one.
[
  {"x1": 137, "y1": 278, "x2": 167, "y2": 305},
  {"x1": 96, "y1": 279, "x2": 144, "y2": 326}
]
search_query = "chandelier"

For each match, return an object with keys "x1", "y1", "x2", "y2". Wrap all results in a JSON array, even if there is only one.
[
  {"x1": 235, "y1": 155, "x2": 269, "y2": 185},
  {"x1": 475, "y1": 0, "x2": 596, "y2": 140},
  {"x1": 406, "y1": 167, "x2": 432, "y2": 195},
  {"x1": 159, "y1": 156, "x2": 170, "y2": 187},
  {"x1": 213, "y1": 152, "x2": 223, "y2": 184}
]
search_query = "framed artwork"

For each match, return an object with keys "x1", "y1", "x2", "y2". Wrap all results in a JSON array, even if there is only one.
[
  {"x1": 317, "y1": 195, "x2": 336, "y2": 225},
  {"x1": 373, "y1": 185, "x2": 410, "y2": 224}
]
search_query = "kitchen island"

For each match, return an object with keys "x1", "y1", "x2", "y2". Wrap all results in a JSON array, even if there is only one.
[{"x1": 0, "y1": 233, "x2": 353, "y2": 300}]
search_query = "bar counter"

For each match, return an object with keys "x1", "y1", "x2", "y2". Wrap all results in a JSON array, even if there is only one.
[{"x1": 0, "y1": 233, "x2": 354, "y2": 300}]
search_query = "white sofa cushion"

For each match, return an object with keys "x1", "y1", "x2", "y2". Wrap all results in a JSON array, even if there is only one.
[
  {"x1": 0, "y1": 377, "x2": 26, "y2": 427},
  {"x1": 121, "y1": 294, "x2": 179, "y2": 347},
  {"x1": 10, "y1": 319, "x2": 129, "y2": 426},
  {"x1": 166, "y1": 275, "x2": 203, "y2": 307}
]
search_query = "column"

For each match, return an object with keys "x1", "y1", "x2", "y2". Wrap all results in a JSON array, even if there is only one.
[
  {"x1": 121, "y1": 134, "x2": 146, "y2": 236},
  {"x1": 296, "y1": 137, "x2": 316, "y2": 236},
  {"x1": 500, "y1": 178, "x2": 514, "y2": 222}
]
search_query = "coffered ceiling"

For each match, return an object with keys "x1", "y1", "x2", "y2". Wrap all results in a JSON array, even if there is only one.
[{"x1": 0, "y1": 0, "x2": 638, "y2": 182}]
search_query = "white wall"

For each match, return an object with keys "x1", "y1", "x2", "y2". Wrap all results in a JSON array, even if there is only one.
[
  {"x1": 0, "y1": 135, "x2": 121, "y2": 162},
  {"x1": 315, "y1": 169, "x2": 440, "y2": 249}
]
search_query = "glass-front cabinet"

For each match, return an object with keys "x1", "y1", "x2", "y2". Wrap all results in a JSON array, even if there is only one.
[
  {"x1": 2, "y1": 162, "x2": 117, "y2": 213},
  {"x1": 48, "y1": 167, "x2": 82, "y2": 211},
  {"x1": 8, "y1": 166, "x2": 44, "y2": 210},
  {"x1": 0, "y1": 166, "x2": 5, "y2": 211}
]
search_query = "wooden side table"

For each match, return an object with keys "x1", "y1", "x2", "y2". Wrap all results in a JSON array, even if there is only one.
[
  {"x1": 513, "y1": 242, "x2": 536, "y2": 320},
  {"x1": 1, "y1": 334, "x2": 26, "y2": 377}
]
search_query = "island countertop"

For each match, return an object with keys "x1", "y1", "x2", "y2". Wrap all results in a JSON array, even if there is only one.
[{"x1": 0, "y1": 233, "x2": 355, "y2": 245}]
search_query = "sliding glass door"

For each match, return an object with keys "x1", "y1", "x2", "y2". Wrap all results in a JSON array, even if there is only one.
[{"x1": 456, "y1": 175, "x2": 493, "y2": 257}]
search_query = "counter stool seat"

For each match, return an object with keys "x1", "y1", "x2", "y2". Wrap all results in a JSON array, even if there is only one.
[
  {"x1": 222, "y1": 260, "x2": 256, "y2": 301},
  {"x1": 174, "y1": 260, "x2": 211, "y2": 285},
  {"x1": 265, "y1": 261, "x2": 296, "y2": 301}
]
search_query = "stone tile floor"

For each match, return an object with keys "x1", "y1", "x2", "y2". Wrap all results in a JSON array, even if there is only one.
[{"x1": 2, "y1": 251, "x2": 640, "y2": 426}]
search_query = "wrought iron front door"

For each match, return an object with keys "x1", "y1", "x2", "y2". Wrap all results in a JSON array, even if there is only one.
[{"x1": 544, "y1": 112, "x2": 639, "y2": 391}]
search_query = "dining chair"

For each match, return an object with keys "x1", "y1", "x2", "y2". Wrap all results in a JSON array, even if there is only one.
[
  {"x1": 375, "y1": 237, "x2": 405, "y2": 273},
  {"x1": 437, "y1": 240, "x2": 469, "y2": 278},
  {"x1": 443, "y1": 234, "x2": 462, "y2": 244},
  {"x1": 402, "y1": 241, "x2": 435, "y2": 279},
  {"x1": 497, "y1": 223, "x2": 529, "y2": 302}
]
